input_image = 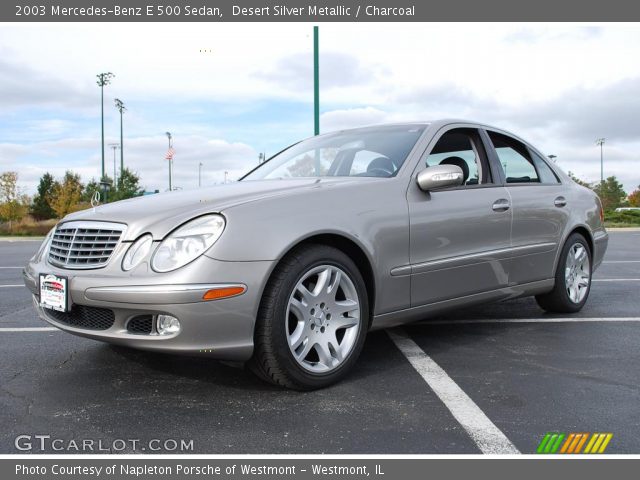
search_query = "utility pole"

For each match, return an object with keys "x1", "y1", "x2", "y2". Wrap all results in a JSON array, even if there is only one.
[
  {"x1": 313, "y1": 26, "x2": 319, "y2": 136},
  {"x1": 198, "y1": 162, "x2": 203, "y2": 187},
  {"x1": 96, "y1": 72, "x2": 114, "y2": 179},
  {"x1": 108, "y1": 143, "x2": 120, "y2": 189},
  {"x1": 166, "y1": 132, "x2": 173, "y2": 191},
  {"x1": 313, "y1": 25, "x2": 321, "y2": 175},
  {"x1": 596, "y1": 138, "x2": 605, "y2": 184},
  {"x1": 114, "y1": 98, "x2": 126, "y2": 175}
]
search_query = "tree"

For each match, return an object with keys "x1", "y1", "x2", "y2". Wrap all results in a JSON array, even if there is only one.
[
  {"x1": 49, "y1": 171, "x2": 84, "y2": 218},
  {"x1": 593, "y1": 176, "x2": 627, "y2": 211},
  {"x1": 628, "y1": 186, "x2": 640, "y2": 207},
  {"x1": 82, "y1": 177, "x2": 102, "y2": 203},
  {"x1": 111, "y1": 168, "x2": 144, "y2": 202},
  {"x1": 0, "y1": 171, "x2": 29, "y2": 231},
  {"x1": 30, "y1": 173, "x2": 57, "y2": 220}
]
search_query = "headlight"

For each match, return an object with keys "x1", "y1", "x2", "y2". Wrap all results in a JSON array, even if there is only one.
[
  {"x1": 151, "y1": 214, "x2": 226, "y2": 272},
  {"x1": 122, "y1": 234, "x2": 153, "y2": 271},
  {"x1": 32, "y1": 228, "x2": 55, "y2": 262}
]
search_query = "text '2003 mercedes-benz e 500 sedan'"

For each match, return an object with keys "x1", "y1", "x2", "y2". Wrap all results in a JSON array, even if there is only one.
[{"x1": 24, "y1": 120, "x2": 608, "y2": 390}]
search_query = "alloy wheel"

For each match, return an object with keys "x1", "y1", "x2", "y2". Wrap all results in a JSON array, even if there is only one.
[
  {"x1": 564, "y1": 242, "x2": 591, "y2": 304},
  {"x1": 285, "y1": 265, "x2": 361, "y2": 373}
]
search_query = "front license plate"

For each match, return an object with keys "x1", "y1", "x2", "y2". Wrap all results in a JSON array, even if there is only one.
[{"x1": 39, "y1": 274, "x2": 68, "y2": 312}]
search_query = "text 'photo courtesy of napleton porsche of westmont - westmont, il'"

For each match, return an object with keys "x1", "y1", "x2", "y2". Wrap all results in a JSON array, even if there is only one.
[{"x1": 1, "y1": 1, "x2": 640, "y2": 478}]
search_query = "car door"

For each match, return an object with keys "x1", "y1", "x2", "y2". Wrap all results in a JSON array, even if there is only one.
[
  {"x1": 485, "y1": 130, "x2": 569, "y2": 285},
  {"x1": 407, "y1": 126, "x2": 512, "y2": 307}
]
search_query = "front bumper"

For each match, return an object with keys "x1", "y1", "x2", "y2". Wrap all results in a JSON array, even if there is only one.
[{"x1": 23, "y1": 253, "x2": 274, "y2": 361}]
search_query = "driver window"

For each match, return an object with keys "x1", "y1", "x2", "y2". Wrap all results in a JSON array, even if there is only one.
[{"x1": 424, "y1": 129, "x2": 489, "y2": 186}]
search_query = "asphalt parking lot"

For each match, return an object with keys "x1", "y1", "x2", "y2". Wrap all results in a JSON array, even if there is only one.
[{"x1": 1, "y1": 232, "x2": 639, "y2": 454}]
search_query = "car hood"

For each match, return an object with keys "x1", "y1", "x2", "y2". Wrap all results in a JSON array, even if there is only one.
[{"x1": 62, "y1": 177, "x2": 373, "y2": 240}]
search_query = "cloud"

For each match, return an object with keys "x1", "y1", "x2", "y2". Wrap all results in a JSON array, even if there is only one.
[
  {"x1": 0, "y1": 58, "x2": 93, "y2": 110},
  {"x1": 257, "y1": 52, "x2": 385, "y2": 91},
  {"x1": 320, "y1": 107, "x2": 390, "y2": 132},
  {"x1": 4, "y1": 135, "x2": 258, "y2": 195},
  {"x1": 504, "y1": 26, "x2": 603, "y2": 44},
  {"x1": 499, "y1": 78, "x2": 640, "y2": 144}
]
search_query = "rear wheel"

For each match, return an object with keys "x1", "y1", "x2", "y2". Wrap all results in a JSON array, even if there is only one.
[
  {"x1": 536, "y1": 233, "x2": 592, "y2": 313},
  {"x1": 249, "y1": 244, "x2": 369, "y2": 390}
]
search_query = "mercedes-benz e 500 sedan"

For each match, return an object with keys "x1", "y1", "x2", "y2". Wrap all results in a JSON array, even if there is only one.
[{"x1": 24, "y1": 120, "x2": 608, "y2": 389}]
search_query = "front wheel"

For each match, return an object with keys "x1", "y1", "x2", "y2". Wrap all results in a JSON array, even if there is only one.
[
  {"x1": 249, "y1": 244, "x2": 369, "y2": 390},
  {"x1": 536, "y1": 233, "x2": 592, "y2": 313}
]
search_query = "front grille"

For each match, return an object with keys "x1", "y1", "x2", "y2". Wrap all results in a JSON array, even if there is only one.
[
  {"x1": 126, "y1": 315, "x2": 154, "y2": 335},
  {"x1": 48, "y1": 221, "x2": 125, "y2": 269},
  {"x1": 45, "y1": 305, "x2": 115, "y2": 331}
]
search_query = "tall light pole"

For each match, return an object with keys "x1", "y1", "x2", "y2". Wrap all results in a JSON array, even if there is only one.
[
  {"x1": 198, "y1": 162, "x2": 203, "y2": 187},
  {"x1": 313, "y1": 26, "x2": 319, "y2": 136},
  {"x1": 114, "y1": 98, "x2": 126, "y2": 176},
  {"x1": 108, "y1": 143, "x2": 120, "y2": 189},
  {"x1": 596, "y1": 138, "x2": 606, "y2": 184},
  {"x1": 548, "y1": 154, "x2": 557, "y2": 163},
  {"x1": 166, "y1": 132, "x2": 173, "y2": 191},
  {"x1": 313, "y1": 25, "x2": 321, "y2": 175},
  {"x1": 96, "y1": 72, "x2": 115, "y2": 179},
  {"x1": 224, "y1": 171, "x2": 228, "y2": 184}
]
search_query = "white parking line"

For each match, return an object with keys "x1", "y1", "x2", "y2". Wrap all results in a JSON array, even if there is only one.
[
  {"x1": 388, "y1": 328, "x2": 519, "y2": 455},
  {"x1": 0, "y1": 327, "x2": 58, "y2": 332},
  {"x1": 0, "y1": 266, "x2": 23, "y2": 269},
  {"x1": 593, "y1": 278, "x2": 640, "y2": 282},
  {"x1": 419, "y1": 317, "x2": 640, "y2": 326},
  {"x1": 602, "y1": 261, "x2": 640, "y2": 263},
  {"x1": 0, "y1": 284, "x2": 23, "y2": 288}
]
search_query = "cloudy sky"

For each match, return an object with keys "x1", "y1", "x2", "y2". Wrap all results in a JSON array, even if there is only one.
[{"x1": 0, "y1": 23, "x2": 639, "y2": 194}]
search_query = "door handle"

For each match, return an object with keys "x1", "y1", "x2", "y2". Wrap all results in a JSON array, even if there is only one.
[
  {"x1": 554, "y1": 196, "x2": 567, "y2": 207},
  {"x1": 492, "y1": 199, "x2": 510, "y2": 212}
]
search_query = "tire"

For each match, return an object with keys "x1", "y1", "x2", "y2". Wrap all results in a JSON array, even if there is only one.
[
  {"x1": 249, "y1": 244, "x2": 369, "y2": 390},
  {"x1": 536, "y1": 233, "x2": 592, "y2": 313}
]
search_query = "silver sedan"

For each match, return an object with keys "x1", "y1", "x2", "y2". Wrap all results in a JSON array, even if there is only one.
[{"x1": 23, "y1": 120, "x2": 608, "y2": 389}]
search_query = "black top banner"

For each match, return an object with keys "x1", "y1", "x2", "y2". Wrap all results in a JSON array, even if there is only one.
[{"x1": 3, "y1": 0, "x2": 640, "y2": 22}]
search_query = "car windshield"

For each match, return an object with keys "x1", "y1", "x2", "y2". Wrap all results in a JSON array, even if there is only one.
[{"x1": 241, "y1": 125, "x2": 426, "y2": 180}]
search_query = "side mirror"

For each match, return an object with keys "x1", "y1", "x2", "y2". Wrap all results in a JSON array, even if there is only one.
[{"x1": 416, "y1": 164, "x2": 464, "y2": 192}]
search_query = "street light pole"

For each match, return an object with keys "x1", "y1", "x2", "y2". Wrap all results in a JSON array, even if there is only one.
[
  {"x1": 596, "y1": 138, "x2": 605, "y2": 184},
  {"x1": 114, "y1": 99, "x2": 126, "y2": 176},
  {"x1": 109, "y1": 143, "x2": 120, "y2": 189},
  {"x1": 548, "y1": 154, "x2": 557, "y2": 163},
  {"x1": 166, "y1": 132, "x2": 173, "y2": 191},
  {"x1": 224, "y1": 171, "x2": 228, "y2": 184},
  {"x1": 96, "y1": 72, "x2": 115, "y2": 180},
  {"x1": 313, "y1": 26, "x2": 319, "y2": 136},
  {"x1": 313, "y1": 25, "x2": 321, "y2": 175},
  {"x1": 198, "y1": 162, "x2": 203, "y2": 187}
]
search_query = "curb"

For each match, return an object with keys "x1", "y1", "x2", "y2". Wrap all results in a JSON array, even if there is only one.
[{"x1": 0, "y1": 237, "x2": 45, "y2": 242}]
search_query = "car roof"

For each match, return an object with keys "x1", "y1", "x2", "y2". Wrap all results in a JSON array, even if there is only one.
[{"x1": 328, "y1": 119, "x2": 538, "y2": 152}]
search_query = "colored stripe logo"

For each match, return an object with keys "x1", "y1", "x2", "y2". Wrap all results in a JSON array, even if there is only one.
[{"x1": 537, "y1": 432, "x2": 613, "y2": 454}]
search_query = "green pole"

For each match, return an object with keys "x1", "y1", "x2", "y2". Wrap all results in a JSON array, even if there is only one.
[
  {"x1": 313, "y1": 26, "x2": 321, "y2": 175},
  {"x1": 97, "y1": 72, "x2": 114, "y2": 180},
  {"x1": 313, "y1": 26, "x2": 320, "y2": 136},
  {"x1": 100, "y1": 83, "x2": 105, "y2": 179},
  {"x1": 120, "y1": 109, "x2": 124, "y2": 177}
]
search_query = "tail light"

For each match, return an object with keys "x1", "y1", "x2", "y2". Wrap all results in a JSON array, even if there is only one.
[{"x1": 597, "y1": 197, "x2": 604, "y2": 223}]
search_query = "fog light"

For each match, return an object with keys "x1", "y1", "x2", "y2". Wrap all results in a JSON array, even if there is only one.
[{"x1": 156, "y1": 315, "x2": 180, "y2": 335}]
